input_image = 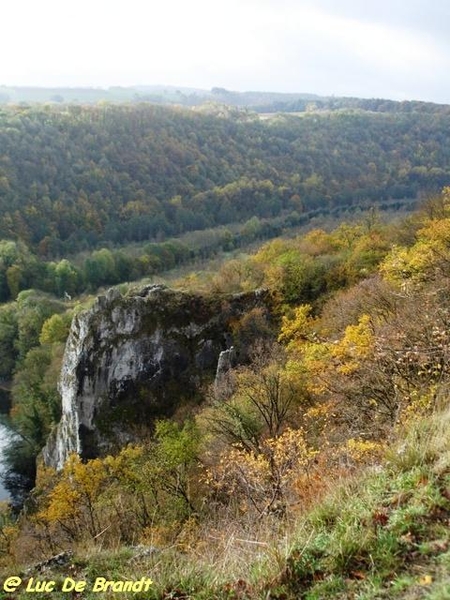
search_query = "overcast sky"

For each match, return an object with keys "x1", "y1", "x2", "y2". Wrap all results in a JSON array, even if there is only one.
[{"x1": 1, "y1": 0, "x2": 449, "y2": 103}]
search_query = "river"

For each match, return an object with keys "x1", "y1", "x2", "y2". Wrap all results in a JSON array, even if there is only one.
[{"x1": 0, "y1": 387, "x2": 11, "y2": 501}]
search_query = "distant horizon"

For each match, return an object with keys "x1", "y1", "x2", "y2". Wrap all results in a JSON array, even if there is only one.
[{"x1": 0, "y1": 83, "x2": 448, "y2": 106}]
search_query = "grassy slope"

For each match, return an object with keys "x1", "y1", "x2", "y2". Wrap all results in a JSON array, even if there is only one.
[
  {"x1": 6, "y1": 408, "x2": 450, "y2": 600},
  {"x1": 278, "y1": 409, "x2": 450, "y2": 600}
]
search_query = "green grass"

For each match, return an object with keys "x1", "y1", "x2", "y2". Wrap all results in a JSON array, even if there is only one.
[
  {"x1": 4, "y1": 410, "x2": 450, "y2": 599},
  {"x1": 277, "y1": 411, "x2": 450, "y2": 599}
]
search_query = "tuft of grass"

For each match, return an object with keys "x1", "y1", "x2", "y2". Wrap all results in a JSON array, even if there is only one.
[
  {"x1": 279, "y1": 409, "x2": 450, "y2": 599},
  {"x1": 4, "y1": 408, "x2": 450, "y2": 599}
]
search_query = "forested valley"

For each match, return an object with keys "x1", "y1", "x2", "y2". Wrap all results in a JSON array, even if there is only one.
[
  {"x1": 1, "y1": 100, "x2": 450, "y2": 302},
  {"x1": 1, "y1": 100, "x2": 450, "y2": 598}
]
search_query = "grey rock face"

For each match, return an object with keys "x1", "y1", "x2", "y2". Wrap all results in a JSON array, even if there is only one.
[
  {"x1": 214, "y1": 346, "x2": 236, "y2": 398},
  {"x1": 43, "y1": 285, "x2": 270, "y2": 469}
]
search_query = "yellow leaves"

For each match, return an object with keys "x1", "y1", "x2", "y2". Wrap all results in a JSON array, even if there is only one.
[
  {"x1": 205, "y1": 427, "x2": 317, "y2": 512},
  {"x1": 304, "y1": 403, "x2": 330, "y2": 421},
  {"x1": 297, "y1": 229, "x2": 337, "y2": 257},
  {"x1": 1, "y1": 524, "x2": 18, "y2": 540},
  {"x1": 418, "y1": 574, "x2": 433, "y2": 586},
  {"x1": 0, "y1": 518, "x2": 19, "y2": 559},
  {"x1": 344, "y1": 438, "x2": 385, "y2": 464},
  {"x1": 34, "y1": 437, "x2": 201, "y2": 547},
  {"x1": 38, "y1": 453, "x2": 107, "y2": 528},
  {"x1": 104, "y1": 445, "x2": 144, "y2": 485},
  {"x1": 278, "y1": 304, "x2": 314, "y2": 350},
  {"x1": 286, "y1": 314, "x2": 374, "y2": 396},
  {"x1": 297, "y1": 342, "x2": 332, "y2": 395},
  {"x1": 43, "y1": 483, "x2": 82, "y2": 523},
  {"x1": 304, "y1": 402, "x2": 332, "y2": 440},
  {"x1": 204, "y1": 445, "x2": 269, "y2": 498},
  {"x1": 398, "y1": 388, "x2": 435, "y2": 426},
  {"x1": 334, "y1": 314, "x2": 373, "y2": 359},
  {"x1": 380, "y1": 190, "x2": 450, "y2": 285},
  {"x1": 34, "y1": 463, "x2": 57, "y2": 490},
  {"x1": 280, "y1": 303, "x2": 375, "y2": 402},
  {"x1": 230, "y1": 445, "x2": 271, "y2": 480},
  {"x1": 418, "y1": 216, "x2": 450, "y2": 249},
  {"x1": 259, "y1": 264, "x2": 285, "y2": 293},
  {"x1": 282, "y1": 358, "x2": 309, "y2": 394},
  {"x1": 71, "y1": 455, "x2": 106, "y2": 499},
  {"x1": 267, "y1": 427, "x2": 318, "y2": 475},
  {"x1": 380, "y1": 242, "x2": 436, "y2": 285},
  {"x1": 331, "y1": 314, "x2": 374, "y2": 375}
]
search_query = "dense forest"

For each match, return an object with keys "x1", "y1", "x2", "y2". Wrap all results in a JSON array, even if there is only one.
[
  {"x1": 1, "y1": 102, "x2": 450, "y2": 260},
  {"x1": 0, "y1": 100, "x2": 449, "y2": 306},
  {"x1": 1, "y1": 97, "x2": 450, "y2": 598}
]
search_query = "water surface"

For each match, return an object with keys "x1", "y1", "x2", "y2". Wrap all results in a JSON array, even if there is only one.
[{"x1": 0, "y1": 387, "x2": 12, "y2": 501}]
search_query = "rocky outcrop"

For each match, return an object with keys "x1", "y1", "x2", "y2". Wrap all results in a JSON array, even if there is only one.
[
  {"x1": 214, "y1": 346, "x2": 236, "y2": 399},
  {"x1": 43, "y1": 285, "x2": 271, "y2": 469}
]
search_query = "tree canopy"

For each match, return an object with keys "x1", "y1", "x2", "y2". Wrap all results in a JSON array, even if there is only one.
[{"x1": 0, "y1": 103, "x2": 449, "y2": 258}]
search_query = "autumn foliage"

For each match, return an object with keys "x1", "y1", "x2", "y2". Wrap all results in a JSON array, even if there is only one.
[{"x1": 4, "y1": 189, "x2": 450, "y2": 584}]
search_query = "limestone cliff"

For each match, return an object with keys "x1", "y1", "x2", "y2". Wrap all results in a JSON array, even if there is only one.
[{"x1": 43, "y1": 285, "x2": 270, "y2": 469}]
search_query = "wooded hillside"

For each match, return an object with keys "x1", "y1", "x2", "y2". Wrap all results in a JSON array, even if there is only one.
[
  {"x1": 3, "y1": 190, "x2": 450, "y2": 599},
  {"x1": 1, "y1": 103, "x2": 450, "y2": 257}
]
